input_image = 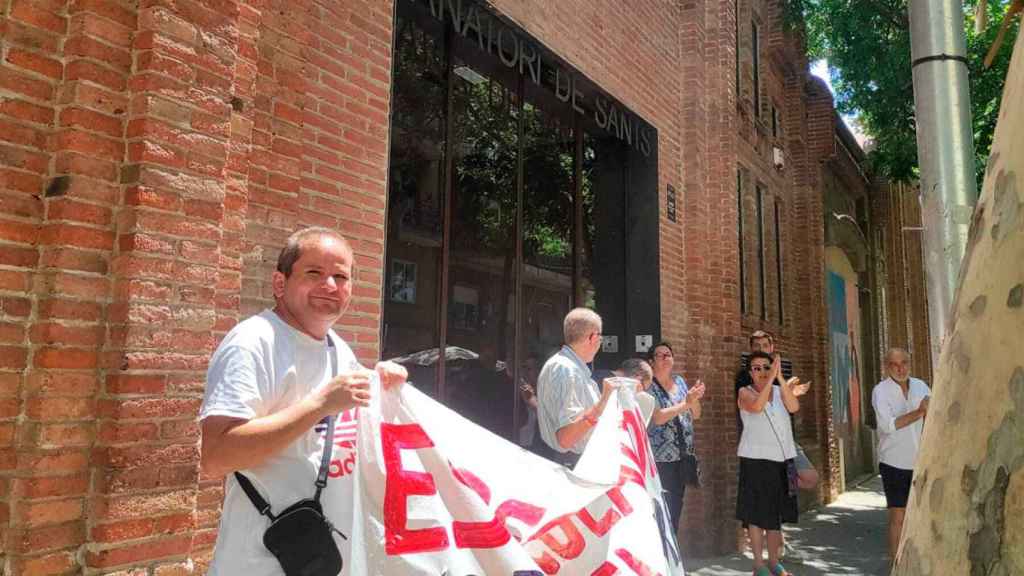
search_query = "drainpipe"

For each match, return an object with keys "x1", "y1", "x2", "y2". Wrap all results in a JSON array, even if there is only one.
[{"x1": 908, "y1": 0, "x2": 979, "y2": 371}]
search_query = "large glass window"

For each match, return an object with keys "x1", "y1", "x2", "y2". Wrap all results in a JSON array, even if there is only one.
[
  {"x1": 382, "y1": 9, "x2": 447, "y2": 398},
  {"x1": 383, "y1": 0, "x2": 660, "y2": 443}
]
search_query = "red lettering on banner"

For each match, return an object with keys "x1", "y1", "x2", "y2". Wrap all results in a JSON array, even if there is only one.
[
  {"x1": 495, "y1": 499, "x2": 546, "y2": 538},
  {"x1": 576, "y1": 494, "x2": 622, "y2": 537},
  {"x1": 529, "y1": 514, "x2": 586, "y2": 574},
  {"x1": 615, "y1": 548, "x2": 662, "y2": 576},
  {"x1": 590, "y1": 562, "x2": 620, "y2": 576},
  {"x1": 451, "y1": 463, "x2": 492, "y2": 504},
  {"x1": 381, "y1": 423, "x2": 450, "y2": 555},
  {"x1": 453, "y1": 515, "x2": 511, "y2": 549},
  {"x1": 606, "y1": 486, "x2": 634, "y2": 516},
  {"x1": 621, "y1": 409, "x2": 656, "y2": 478},
  {"x1": 618, "y1": 464, "x2": 645, "y2": 488}
]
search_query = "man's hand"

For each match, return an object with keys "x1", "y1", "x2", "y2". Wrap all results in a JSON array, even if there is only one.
[
  {"x1": 686, "y1": 380, "x2": 706, "y2": 403},
  {"x1": 919, "y1": 396, "x2": 930, "y2": 415},
  {"x1": 600, "y1": 377, "x2": 619, "y2": 399},
  {"x1": 316, "y1": 369, "x2": 374, "y2": 413},
  {"x1": 788, "y1": 377, "x2": 811, "y2": 397},
  {"x1": 519, "y1": 382, "x2": 537, "y2": 405},
  {"x1": 375, "y1": 361, "x2": 408, "y2": 390}
]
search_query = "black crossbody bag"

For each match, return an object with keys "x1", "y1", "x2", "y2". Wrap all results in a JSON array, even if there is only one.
[{"x1": 234, "y1": 337, "x2": 347, "y2": 576}]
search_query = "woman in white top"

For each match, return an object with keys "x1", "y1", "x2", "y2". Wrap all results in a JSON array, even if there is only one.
[{"x1": 736, "y1": 351, "x2": 809, "y2": 576}]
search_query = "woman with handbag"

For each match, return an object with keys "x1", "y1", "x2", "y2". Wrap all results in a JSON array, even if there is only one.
[
  {"x1": 647, "y1": 341, "x2": 706, "y2": 534},
  {"x1": 736, "y1": 350, "x2": 809, "y2": 576}
]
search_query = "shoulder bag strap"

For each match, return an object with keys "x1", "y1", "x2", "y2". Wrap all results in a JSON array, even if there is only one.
[
  {"x1": 313, "y1": 334, "x2": 340, "y2": 502},
  {"x1": 235, "y1": 334, "x2": 341, "y2": 517},
  {"x1": 754, "y1": 386, "x2": 789, "y2": 459}
]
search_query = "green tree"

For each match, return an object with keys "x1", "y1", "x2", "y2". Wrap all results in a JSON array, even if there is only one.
[{"x1": 794, "y1": 0, "x2": 1019, "y2": 184}]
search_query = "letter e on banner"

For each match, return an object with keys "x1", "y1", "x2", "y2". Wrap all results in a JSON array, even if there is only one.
[{"x1": 381, "y1": 423, "x2": 449, "y2": 555}]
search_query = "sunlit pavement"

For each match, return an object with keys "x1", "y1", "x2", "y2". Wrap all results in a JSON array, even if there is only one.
[{"x1": 685, "y1": 476, "x2": 891, "y2": 576}]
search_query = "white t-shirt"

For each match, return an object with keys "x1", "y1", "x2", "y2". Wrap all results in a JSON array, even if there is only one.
[
  {"x1": 199, "y1": 310, "x2": 361, "y2": 576},
  {"x1": 738, "y1": 386, "x2": 798, "y2": 462},
  {"x1": 872, "y1": 376, "x2": 930, "y2": 470}
]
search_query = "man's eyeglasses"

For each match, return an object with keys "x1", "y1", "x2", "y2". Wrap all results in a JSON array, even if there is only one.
[{"x1": 750, "y1": 365, "x2": 772, "y2": 372}]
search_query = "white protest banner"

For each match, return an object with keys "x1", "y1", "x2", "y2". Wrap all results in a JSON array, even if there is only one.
[{"x1": 343, "y1": 380, "x2": 685, "y2": 575}]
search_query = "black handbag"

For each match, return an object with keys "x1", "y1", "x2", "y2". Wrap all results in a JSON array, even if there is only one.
[
  {"x1": 681, "y1": 452, "x2": 703, "y2": 488},
  {"x1": 234, "y1": 337, "x2": 347, "y2": 576}
]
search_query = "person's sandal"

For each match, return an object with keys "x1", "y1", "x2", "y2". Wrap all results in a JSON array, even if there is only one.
[{"x1": 770, "y1": 562, "x2": 790, "y2": 576}]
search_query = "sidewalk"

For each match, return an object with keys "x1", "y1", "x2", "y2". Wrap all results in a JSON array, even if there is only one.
[{"x1": 685, "y1": 476, "x2": 890, "y2": 576}]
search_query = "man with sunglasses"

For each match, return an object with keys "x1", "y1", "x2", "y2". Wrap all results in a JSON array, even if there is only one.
[{"x1": 536, "y1": 308, "x2": 617, "y2": 467}]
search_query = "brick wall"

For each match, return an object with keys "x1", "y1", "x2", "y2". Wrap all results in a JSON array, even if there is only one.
[{"x1": 0, "y1": 0, "x2": 391, "y2": 573}]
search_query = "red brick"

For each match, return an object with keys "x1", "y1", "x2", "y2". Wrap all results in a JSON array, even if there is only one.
[
  {"x1": 1, "y1": 296, "x2": 33, "y2": 317},
  {"x1": 24, "y1": 371, "x2": 97, "y2": 396},
  {"x1": 25, "y1": 397, "x2": 95, "y2": 420},
  {"x1": 65, "y1": 59, "x2": 127, "y2": 91},
  {"x1": 65, "y1": 34, "x2": 133, "y2": 72},
  {"x1": 69, "y1": 0, "x2": 137, "y2": 29},
  {"x1": 85, "y1": 534, "x2": 192, "y2": 569},
  {"x1": 12, "y1": 550, "x2": 77, "y2": 575},
  {"x1": 13, "y1": 473, "x2": 89, "y2": 499},
  {"x1": 59, "y1": 107, "x2": 124, "y2": 138},
  {"x1": 97, "y1": 422, "x2": 159, "y2": 444},
  {"x1": 45, "y1": 197, "x2": 113, "y2": 226},
  {"x1": 33, "y1": 347, "x2": 98, "y2": 369},
  {"x1": 0, "y1": 118, "x2": 46, "y2": 149},
  {"x1": 0, "y1": 167, "x2": 43, "y2": 194},
  {"x1": 104, "y1": 374, "x2": 166, "y2": 394},
  {"x1": 29, "y1": 323, "x2": 104, "y2": 347},
  {"x1": 69, "y1": 10, "x2": 134, "y2": 47},
  {"x1": 10, "y1": 0, "x2": 67, "y2": 35},
  {"x1": 58, "y1": 81, "x2": 129, "y2": 116},
  {"x1": 37, "y1": 298, "x2": 102, "y2": 322},
  {"x1": 51, "y1": 129, "x2": 125, "y2": 162},
  {"x1": 0, "y1": 143, "x2": 49, "y2": 173},
  {"x1": 6, "y1": 47, "x2": 63, "y2": 80},
  {"x1": 36, "y1": 422, "x2": 96, "y2": 446},
  {"x1": 7, "y1": 521, "x2": 85, "y2": 554},
  {"x1": 0, "y1": 346, "x2": 28, "y2": 370},
  {"x1": 0, "y1": 97, "x2": 54, "y2": 125},
  {"x1": 2, "y1": 16, "x2": 62, "y2": 53},
  {"x1": 15, "y1": 498, "x2": 83, "y2": 528},
  {"x1": 39, "y1": 222, "x2": 115, "y2": 250},
  {"x1": 0, "y1": 219, "x2": 39, "y2": 244},
  {"x1": 54, "y1": 152, "x2": 119, "y2": 183}
]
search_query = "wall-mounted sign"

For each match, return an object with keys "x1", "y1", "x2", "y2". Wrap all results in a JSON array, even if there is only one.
[{"x1": 666, "y1": 184, "x2": 677, "y2": 222}]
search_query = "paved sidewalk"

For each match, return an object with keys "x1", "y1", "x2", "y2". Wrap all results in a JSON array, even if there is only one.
[{"x1": 686, "y1": 476, "x2": 890, "y2": 576}]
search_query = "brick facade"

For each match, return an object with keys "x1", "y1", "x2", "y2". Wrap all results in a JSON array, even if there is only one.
[{"x1": 0, "y1": 0, "x2": 930, "y2": 572}]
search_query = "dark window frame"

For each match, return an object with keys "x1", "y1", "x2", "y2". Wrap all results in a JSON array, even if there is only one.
[
  {"x1": 738, "y1": 169, "x2": 746, "y2": 315},
  {"x1": 774, "y1": 198, "x2": 784, "y2": 324},
  {"x1": 752, "y1": 20, "x2": 761, "y2": 118},
  {"x1": 756, "y1": 184, "x2": 766, "y2": 320}
]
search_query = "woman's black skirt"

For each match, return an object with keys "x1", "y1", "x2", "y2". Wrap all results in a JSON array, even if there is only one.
[{"x1": 736, "y1": 457, "x2": 799, "y2": 530}]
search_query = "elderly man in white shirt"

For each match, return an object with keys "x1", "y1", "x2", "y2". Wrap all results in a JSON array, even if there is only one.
[{"x1": 871, "y1": 347, "x2": 930, "y2": 564}]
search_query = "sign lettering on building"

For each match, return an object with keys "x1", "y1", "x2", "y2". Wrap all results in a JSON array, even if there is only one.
[{"x1": 413, "y1": 0, "x2": 655, "y2": 157}]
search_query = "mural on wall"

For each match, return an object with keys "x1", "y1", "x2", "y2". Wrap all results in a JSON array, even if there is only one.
[{"x1": 827, "y1": 270, "x2": 862, "y2": 439}]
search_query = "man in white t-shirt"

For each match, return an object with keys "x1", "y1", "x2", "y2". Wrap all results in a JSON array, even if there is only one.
[
  {"x1": 199, "y1": 227, "x2": 407, "y2": 576},
  {"x1": 871, "y1": 347, "x2": 930, "y2": 565}
]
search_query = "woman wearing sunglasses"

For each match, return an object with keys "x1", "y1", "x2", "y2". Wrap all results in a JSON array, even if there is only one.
[{"x1": 736, "y1": 350, "x2": 810, "y2": 576}]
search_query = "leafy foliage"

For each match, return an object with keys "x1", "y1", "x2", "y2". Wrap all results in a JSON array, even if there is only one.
[{"x1": 795, "y1": 0, "x2": 1019, "y2": 184}]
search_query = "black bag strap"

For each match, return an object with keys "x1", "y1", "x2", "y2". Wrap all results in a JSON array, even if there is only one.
[
  {"x1": 751, "y1": 385, "x2": 790, "y2": 460},
  {"x1": 234, "y1": 333, "x2": 341, "y2": 518}
]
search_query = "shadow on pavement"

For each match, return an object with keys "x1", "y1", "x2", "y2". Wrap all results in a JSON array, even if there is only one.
[{"x1": 686, "y1": 476, "x2": 891, "y2": 576}]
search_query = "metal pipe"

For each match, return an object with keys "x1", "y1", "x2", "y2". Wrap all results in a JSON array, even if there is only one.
[{"x1": 908, "y1": 0, "x2": 979, "y2": 370}]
